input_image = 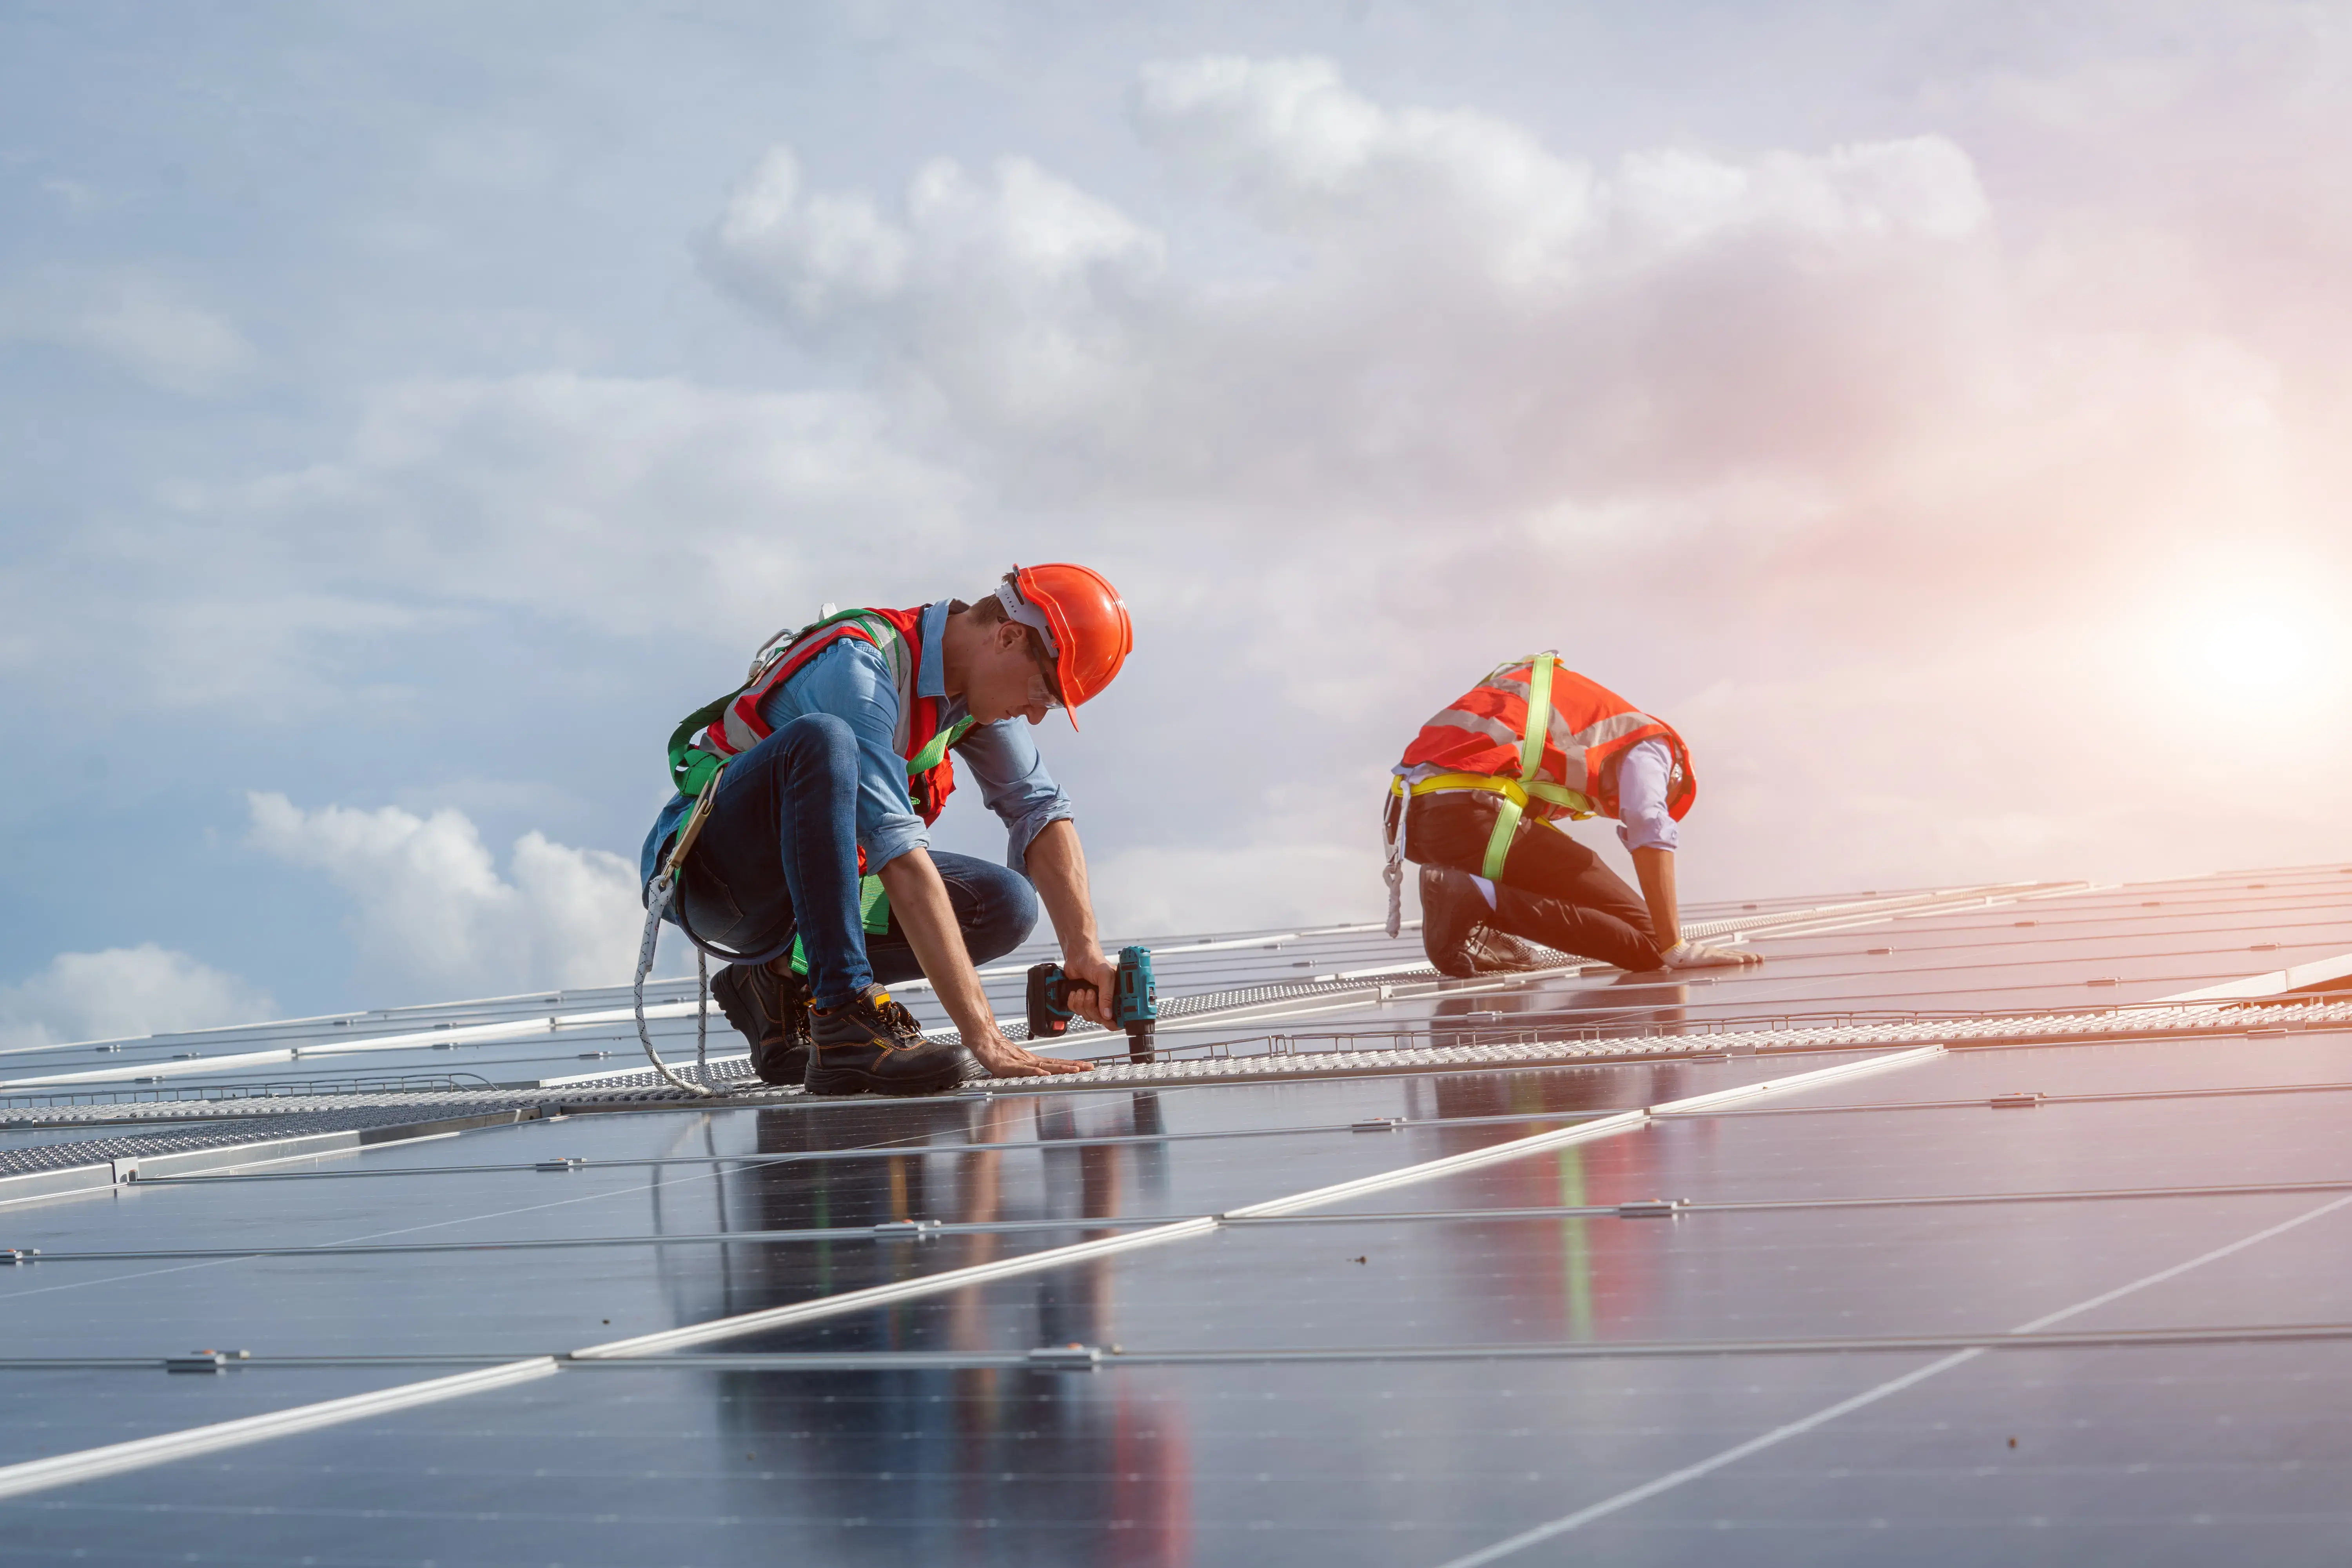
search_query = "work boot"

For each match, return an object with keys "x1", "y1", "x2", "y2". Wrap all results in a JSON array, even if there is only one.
[
  {"x1": 710, "y1": 960, "x2": 813, "y2": 1086},
  {"x1": 804, "y1": 985, "x2": 974, "y2": 1097},
  {"x1": 1418, "y1": 865, "x2": 1569, "y2": 976}
]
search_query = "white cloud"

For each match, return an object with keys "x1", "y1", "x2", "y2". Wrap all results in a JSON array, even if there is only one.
[
  {"x1": 702, "y1": 56, "x2": 1999, "y2": 526},
  {"x1": 246, "y1": 791, "x2": 661, "y2": 999},
  {"x1": 226, "y1": 373, "x2": 976, "y2": 642},
  {"x1": 0, "y1": 270, "x2": 256, "y2": 395},
  {"x1": 704, "y1": 147, "x2": 913, "y2": 317},
  {"x1": 0, "y1": 945, "x2": 274, "y2": 1049},
  {"x1": 0, "y1": 372, "x2": 993, "y2": 720},
  {"x1": 1131, "y1": 55, "x2": 1987, "y2": 259},
  {"x1": 704, "y1": 146, "x2": 1167, "y2": 440}
]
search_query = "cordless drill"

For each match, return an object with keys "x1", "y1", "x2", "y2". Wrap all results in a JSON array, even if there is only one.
[{"x1": 1026, "y1": 946, "x2": 1159, "y2": 1062}]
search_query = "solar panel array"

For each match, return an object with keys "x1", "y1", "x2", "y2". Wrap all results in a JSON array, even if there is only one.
[{"x1": 2, "y1": 864, "x2": 2348, "y2": 1564}]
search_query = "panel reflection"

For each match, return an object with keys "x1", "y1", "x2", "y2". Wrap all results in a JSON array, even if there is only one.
[
  {"x1": 706, "y1": 1365, "x2": 1194, "y2": 1568},
  {"x1": 670, "y1": 1096, "x2": 1194, "y2": 1566},
  {"x1": 659, "y1": 1094, "x2": 1178, "y2": 1340}
]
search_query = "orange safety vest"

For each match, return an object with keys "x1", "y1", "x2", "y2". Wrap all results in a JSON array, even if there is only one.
[
  {"x1": 1390, "y1": 653, "x2": 1694, "y2": 883},
  {"x1": 673, "y1": 604, "x2": 973, "y2": 826},
  {"x1": 661, "y1": 604, "x2": 978, "y2": 963}
]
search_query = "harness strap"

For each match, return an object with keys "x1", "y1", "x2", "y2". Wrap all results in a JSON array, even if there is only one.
[
  {"x1": 1394, "y1": 771, "x2": 1593, "y2": 811},
  {"x1": 634, "y1": 770, "x2": 729, "y2": 1099},
  {"x1": 904, "y1": 715, "x2": 975, "y2": 779},
  {"x1": 1517, "y1": 653, "x2": 1554, "y2": 786},
  {"x1": 1479, "y1": 652, "x2": 1556, "y2": 878},
  {"x1": 1383, "y1": 655, "x2": 1599, "y2": 891}
]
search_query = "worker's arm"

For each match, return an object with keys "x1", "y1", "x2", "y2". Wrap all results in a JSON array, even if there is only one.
[
  {"x1": 877, "y1": 848, "x2": 1088, "y2": 1077},
  {"x1": 953, "y1": 720, "x2": 1116, "y2": 1025},
  {"x1": 1632, "y1": 845, "x2": 1681, "y2": 951},
  {"x1": 1024, "y1": 818, "x2": 1117, "y2": 1027},
  {"x1": 1616, "y1": 739, "x2": 1758, "y2": 969},
  {"x1": 1632, "y1": 845, "x2": 1760, "y2": 968}
]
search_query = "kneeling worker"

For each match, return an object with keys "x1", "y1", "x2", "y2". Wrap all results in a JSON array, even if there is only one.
[
  {"x1": 1385, "y1": 652, "x2": 1762, "y2": 976},
  {"x1": 643, "y1": 566, "x2": 1127, "y2": 1095}
]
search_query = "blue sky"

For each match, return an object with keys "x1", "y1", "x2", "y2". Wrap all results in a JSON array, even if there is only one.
[{"x1": 5, "y1": 2, "x2": 2349, "y2": 1042}]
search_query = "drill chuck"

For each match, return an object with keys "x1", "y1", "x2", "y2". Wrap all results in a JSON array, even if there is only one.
[{"x1": 1116, "y1": 944, "x2": 1158, "y2": 1061}]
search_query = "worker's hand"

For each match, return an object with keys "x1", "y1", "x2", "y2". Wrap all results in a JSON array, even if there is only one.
[
  {"x1": 1659, "y1": 939, "x2": 1763, "y2": 969},
  {"x1": 1059, "y1": 948, "x2": 1119, "y2": 1029},
  {"x1": 967, "y1": 1027, "x2": 1093, "y2": 1078}
]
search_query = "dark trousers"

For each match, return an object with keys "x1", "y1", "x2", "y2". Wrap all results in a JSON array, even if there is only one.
[
  {"x1": 670, "y1": 712, "x2": 1039, "y2": 1009},
  {"x1": 1404, "y1": 793, "x2": 1663, "y2": 972}
]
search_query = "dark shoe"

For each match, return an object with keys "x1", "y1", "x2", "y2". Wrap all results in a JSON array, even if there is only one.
[
  {"x1": 1418, "y1": 865, "x2": 1571, "y2": 976},
  {"x1": 804, "y1": 986, "x2": 973, "y2": 1097},
  {"x1": 1460, "y1": 924, "x2": 1570, "y2": 974},
  {"x1": 710, "y1": 961, "x2": 813, "y2": 1086},
  {"x1": 1419, "y1": 865, "x2": 1489, "y2": 977}
]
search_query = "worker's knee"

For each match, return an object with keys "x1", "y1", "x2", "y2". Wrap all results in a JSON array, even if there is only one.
[
  {"x1": 771, "y1": 711, "x2": 859, "y2": 781},
  {"x1": 935, "y1": 855, "x2": 1039, "y2": 965}
]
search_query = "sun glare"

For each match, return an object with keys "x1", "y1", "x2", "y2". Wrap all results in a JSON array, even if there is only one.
[
  {"x1": 2147, "y1": 591, "x2": 2343, "y2": 709},
  {"x1": 2184, "y1": 610, "x2": 2321, "y2": 686}
]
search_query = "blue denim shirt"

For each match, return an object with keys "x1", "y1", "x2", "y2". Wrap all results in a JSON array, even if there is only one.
[{"x1": 640, "y1": 601, "x2": 1075, "y2": 885}]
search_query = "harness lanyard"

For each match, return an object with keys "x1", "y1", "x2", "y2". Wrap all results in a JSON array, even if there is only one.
[
  {"x1": 1479, "y1": 652, "x2": 1555, "y2": 880},
  {"x1": 633, "y1": 768, "x2": 729, "y2": 1099},
  {"x1": 661, "y1": 769, "x2": 724, "y2": 882}
]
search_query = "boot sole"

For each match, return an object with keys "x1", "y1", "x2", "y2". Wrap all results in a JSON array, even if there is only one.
[{"x1": 804, "y1": 1058, "x2": 964, "y2": 1097}]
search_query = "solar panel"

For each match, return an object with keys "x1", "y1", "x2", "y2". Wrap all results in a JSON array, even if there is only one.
[{"x1": 1, "y1": 865, "x2": 2348, "y2": 1562}]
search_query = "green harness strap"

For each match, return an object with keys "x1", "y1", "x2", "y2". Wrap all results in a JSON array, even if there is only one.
[
  {"x1": 904, "y1": 715, "x2": 975, "y2": 778},
  {"x1": 1479, "y1": 652, "x2": 1556, "y2": 881},
  {"x1": 666, "y1": 698, "x2": 735, "y2": 800}
]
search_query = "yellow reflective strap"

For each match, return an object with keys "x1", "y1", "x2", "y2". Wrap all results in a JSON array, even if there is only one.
[
  {"x1": 1519, "y1": 653, "x2": 1555, "y2": 785},
  {"x1": 1390, "y1": 771, "x2": 1528, "y2": 877},
  {"x1": 1523, "y1": 779, "x2": 1595, "y2": 814},
  {"x1": 1396, "y1": 771, "x2": 1527, "y2": 801},
  {"x1": 1481, "y1": 795, "x2": 1523, "y2": 880},
  {"x1": 1393, "y1": 771, "x2": 1595, "y2": 817}
]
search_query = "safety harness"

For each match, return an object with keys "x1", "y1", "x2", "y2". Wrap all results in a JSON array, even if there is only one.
[
  {"x1": 632, "y1": 611, "x2": 976, "y2": 1091},
  {"x1": 1383, "y1": 652, "x2": 1597, "y2": 937}
]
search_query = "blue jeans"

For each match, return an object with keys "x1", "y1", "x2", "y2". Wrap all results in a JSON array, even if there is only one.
[{"x1": 665, "y1": 713, "x2": 1040, "y2": 1009}]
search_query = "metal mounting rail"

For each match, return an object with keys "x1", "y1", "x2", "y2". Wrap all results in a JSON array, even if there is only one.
[
  {"x1": 5, "y1": 997, "x2": 2346, "y2": 1208},
  {"x1": 0, "y1": 1071, "x2": 499, "y2": 1111},
  {"x1": 5, "y1": 1320, "x2": 2350, "y2": 1377}
]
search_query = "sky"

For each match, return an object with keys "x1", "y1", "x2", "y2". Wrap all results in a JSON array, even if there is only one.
[{"x1": 4, "y1": 0, "x2": 2350, "y2": 1044}]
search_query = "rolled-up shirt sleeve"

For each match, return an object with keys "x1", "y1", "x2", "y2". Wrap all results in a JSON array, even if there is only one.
[
  {"x1": 1613, "y1": 737, "x2": 1681, "y2": 854},
  {"x1": 953, "y1": 718, "x2": 1075, "y2": 877},
  {"x1": 757, "y1": 640, "x2": 930, "y2": 873}
]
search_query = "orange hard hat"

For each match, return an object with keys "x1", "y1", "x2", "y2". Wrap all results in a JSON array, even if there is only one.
[{"x1": 997, "y1": 563, "x2": 1132, "y2": 729}]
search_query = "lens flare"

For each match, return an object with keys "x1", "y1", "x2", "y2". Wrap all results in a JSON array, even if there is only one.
[{"x1": 2146, "y1": 590, "x2": 2342, "y2": 711}]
